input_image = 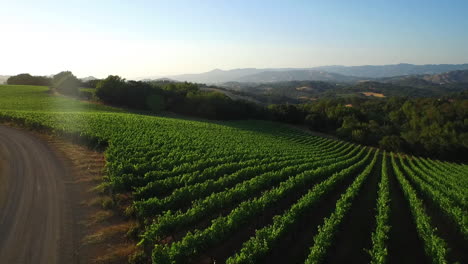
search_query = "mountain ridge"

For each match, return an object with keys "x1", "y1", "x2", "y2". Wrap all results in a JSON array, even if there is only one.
[{"x1": 166, "y1": 63, "x2": 468, "y2": 83}]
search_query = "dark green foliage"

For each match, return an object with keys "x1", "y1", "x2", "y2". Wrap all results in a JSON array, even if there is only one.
[
  {"x1": 81, "y1": 79, "x2": 101, "y2": 88},
  {"x1": 268, "y1": 104, "x2": 306, "y2": 124},
  {"x1": 182, "y1": 91, "x2": 263, "y2": 120},
  {"x1": 379, "y1": 135, "x2": 403, "y2": 152},
  {"x1": 146, "y1": 94, "x2": 165, "y2": 113},
  {"x1": 96, "y1": 75, "x2": 266, "y2": 120},
  {"x1": 96, "y1": 75, "x2": 127, "y2": 105},
  {"x1": 297, "y1": 97, "x2": 468, "y2": 162},
  {"x1": 7, "y1": 73, "x2": 51, "y2": 86},
  {"x1": 52, "y1": 71, "x2": 80, "y2": 95},
  {"x1": 78, "y1": 90, "x2": 94, "y2": 100}
]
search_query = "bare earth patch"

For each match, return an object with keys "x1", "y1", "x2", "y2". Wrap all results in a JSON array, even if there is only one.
[{"x1": 361, "y1": 92, "x2": 385, "y2": 98}]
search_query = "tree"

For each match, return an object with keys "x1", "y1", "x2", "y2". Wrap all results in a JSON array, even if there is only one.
[
  {"x1": 146, "y1": 94, "x2": 166, "y2": 113},
  {"x1": 7, "y1": 73, "x2": 51, "y2": 86},
  {"x1": 96, "y1": 75, "x2": 127, "y2": 105},
  {"x1": 268, "y1": 104, "x2": 305, "y2": 124},
  {"x1": 52, "y1": 71, "x2": 80, "y2": 95},
  {"x1": 379, "y1": 135, "x2": 403, "y2": 152}
]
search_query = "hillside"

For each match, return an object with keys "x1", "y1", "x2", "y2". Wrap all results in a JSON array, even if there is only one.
[
  {"x1": 0, "y1": 85, "x2": 466, "y2": 263},
  {"x1": 220, "y1": 81, "x2": 340, "y2": 103},
  {"x1": 315, "y1": 63, "x2": 468, "y2": 78},
  {"x1": 169, "y1": 68, "x2": 267, "y2": 83},
  {"x1": 199, "y1": 86, "x2": 264, "y2": 104},
  {"x1": 166, "y1": 64, "x2": 468, "y2": 83},
  {"x1": 219, "y1": 75, "x2": 468, "y2": 102},
  {"x1": 422, "y1": 69, "x2": 468, "y2": 84},
  {"x1": 168, "y1": 68, "x2": 358, "y2": 83},
  {"x1": 236, "y1": 70, "x2": 359, "y2": 83}
]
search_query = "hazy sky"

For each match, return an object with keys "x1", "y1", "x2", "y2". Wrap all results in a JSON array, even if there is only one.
[{"x1": 1, "y1": 0, "x2": 468, "y2": 78}]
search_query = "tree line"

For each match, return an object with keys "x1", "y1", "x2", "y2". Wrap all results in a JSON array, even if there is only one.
[
  {"x1": 6, "y1": 72, "x2": 97, "y2": 95},
  {"x1": 95, "y1": 75, "x2": 265, "y2": 120}
]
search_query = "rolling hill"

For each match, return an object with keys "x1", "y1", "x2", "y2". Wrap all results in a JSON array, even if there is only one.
[
  {"x1": 315, "y1": 63, "x2": 468, "y2": 78},
  {"x1": 422, "y1": 69, "x2": 468, "y2": 84},
  {"x1": 235, "y1": 70, "x2": 359, "y2": 83},
  {"x1": 166, "y1": 64, "x2": 468, "y2": 83}
]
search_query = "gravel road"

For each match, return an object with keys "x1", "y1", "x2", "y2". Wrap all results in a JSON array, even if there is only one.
[{"x1": 0, "y1": 125, "x2": 76, "y2": 264}]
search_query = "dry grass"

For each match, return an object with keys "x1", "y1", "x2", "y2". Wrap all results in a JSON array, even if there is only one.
[
  {"x1": 296, "y1": 86, "x2": 312, "y2": 91},
  {"x1": 92, "y1": 244, "x2": 136, "y2": 264},
  {"x1": 361, "y1": 92, "x2": 385, "y2": 98},
  {"x1": 85, "y1": 210, "x2": 115, "y2": 226},
  {"x1": 82, "y1": 223, "x2": 133, "y2": 245}
]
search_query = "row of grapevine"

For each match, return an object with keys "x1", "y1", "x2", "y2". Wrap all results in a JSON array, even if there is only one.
[
  {"x1": 141, "y1": 146, "x2": 367, "y2": 244},
  {"x1": 141, "y1": 135, "x2": 334, "y2": 183},
  {"x1": 133, "y1": 143, "x2": 357, "y2": 216},
  {"x1": 409, "y1": 158, "x2": 467, "y2": 209},
  {"x1": 397, "y1": 155, "x2": 467, "y2": 240},
  {"x1": 136, "y1": 154, "x2": 311, "y2": 200},
  {"x1": 416, "y1": 157, "x2": 468, "y2": 190},
  {"x1": 304, "y1": 149, "x2": 379, "y2": 263},
  {"x1": 135, "y1": 140, "x2": 351, "y2": 200},
  {"x1": 367, "y1": 151, "x2": 391, "y2": 264},
  {"x1": 425, "y1": 158, "x2": 468, "y2": 182},
  {"x1": 224, "y1": 149, "x2": 376, "y2": 263},
  {"x1": 149, "y1": 149, "x2": 372, "y2": 263},
  {"x1": 135, "y1": 142, "x2": 354, "y2": 200},
  {"x1": 391, "y1": 154, "x2": 449, "y2": 264}
]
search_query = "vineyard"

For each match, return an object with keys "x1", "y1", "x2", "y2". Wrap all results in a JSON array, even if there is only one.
[{"x1": 0, "y1": 85, "x2": 467, "y2": 264}]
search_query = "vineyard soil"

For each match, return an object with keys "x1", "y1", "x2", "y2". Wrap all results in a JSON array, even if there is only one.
[
  {"x1": 411, "y1": 174, "x2": 468, "y2": 264},
  {"x1": 387, "y1": 156, "x2": 429, "y2": 264},
  {"x1": 323, "y1": 154, "x2": 382, "y2": 263},
  {"x1": 261, "y1": 164, "x2": 363, "y2": 264}
]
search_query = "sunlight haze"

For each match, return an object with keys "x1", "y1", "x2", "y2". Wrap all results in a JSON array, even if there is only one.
[{"x1": 1, "y1": 0, "x2": 468, "y2": 78}]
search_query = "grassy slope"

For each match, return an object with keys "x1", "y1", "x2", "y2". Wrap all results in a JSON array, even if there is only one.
[{"x1": 0, "y1": 85, "x2": 118, "y2": 112}]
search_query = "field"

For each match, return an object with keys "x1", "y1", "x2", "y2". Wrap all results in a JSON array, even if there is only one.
[{"x1": 0, "y1": 85, "x2": 467, "y2": 264}]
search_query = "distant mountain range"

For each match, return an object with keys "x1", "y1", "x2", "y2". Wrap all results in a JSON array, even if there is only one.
[
  {"x1": 216, "y1": 70, "x2": 468, "y2": 104},
  {"x1": 235, "y1": 70, "x2": 359, "y2": 83},
  {"x1": 167, "y1": 68, "x2": 267, "y2": 83},
  {"x1": 166, "y1": 63, "x2": 468, "y2": 84}
]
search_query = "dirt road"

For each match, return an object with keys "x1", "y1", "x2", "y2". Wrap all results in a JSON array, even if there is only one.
[{"x1": 0, "y1": 125, "x2": 76, "y2": 264}]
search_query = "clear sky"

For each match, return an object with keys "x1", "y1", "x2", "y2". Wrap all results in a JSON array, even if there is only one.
[{"x1": 1, "y1": 0, "x2": 468, "y2": 78}]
